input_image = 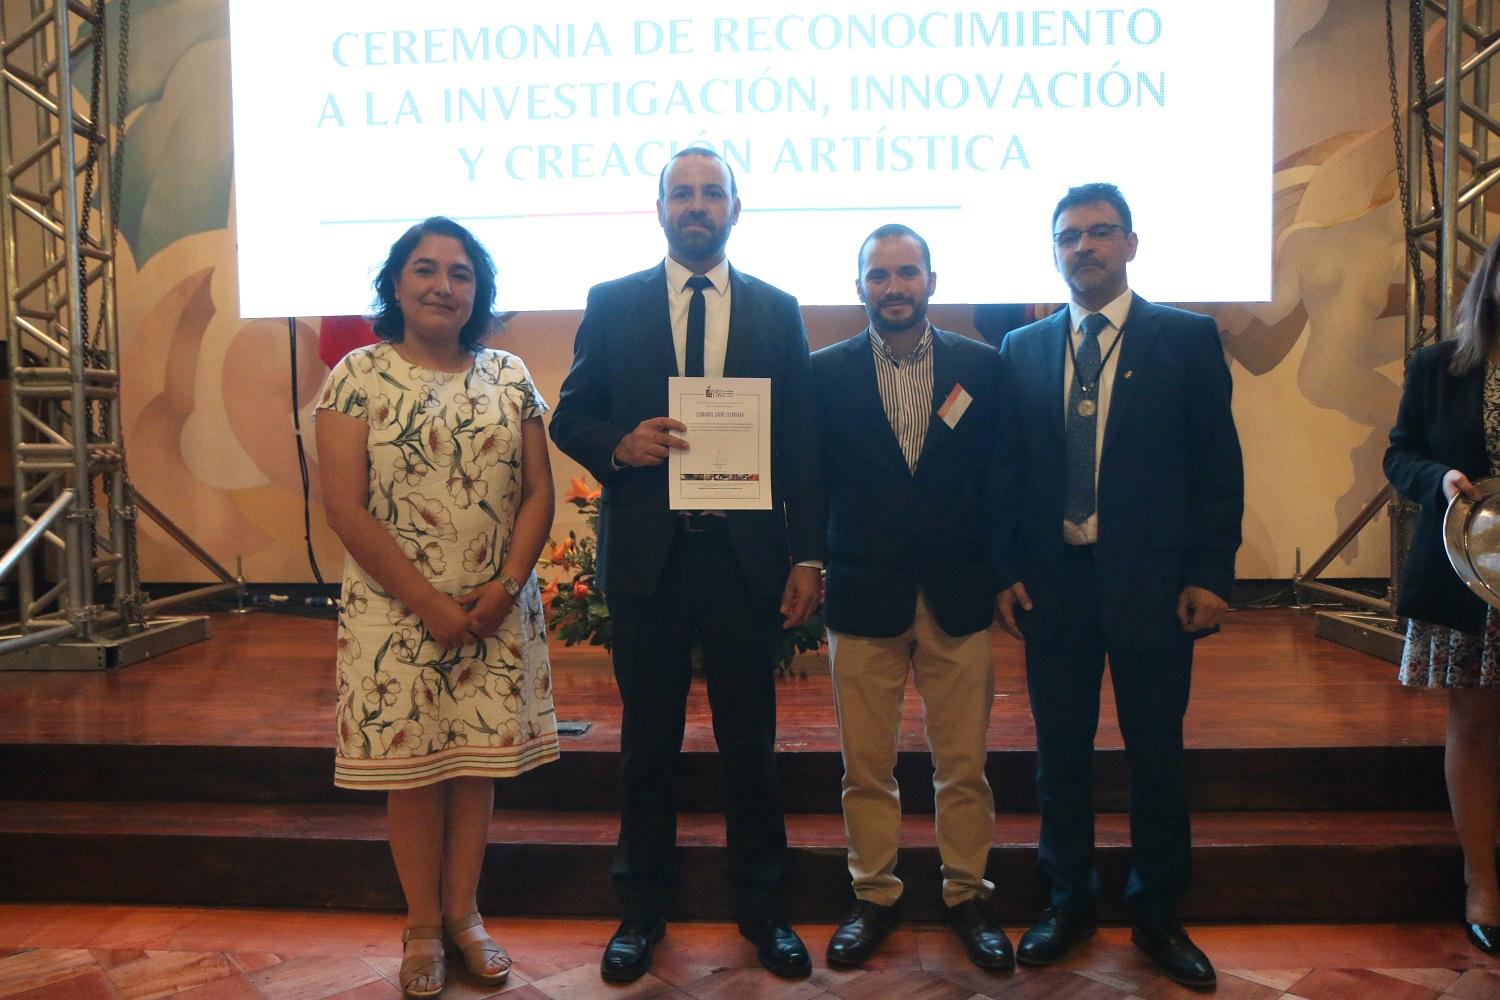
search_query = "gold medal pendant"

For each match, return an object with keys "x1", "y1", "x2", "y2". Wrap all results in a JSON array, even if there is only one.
[{"x1": 1077, "y1": 399, "x2": 1096, "y2": 418}]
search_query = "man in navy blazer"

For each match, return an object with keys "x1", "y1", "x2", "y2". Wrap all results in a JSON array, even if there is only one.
[
  {"x1": 813, "y1": 225, "x2": 1012, "y2": 970},
  {"x1": 993, "y1": 183, "x2": 1242, "y2": 988},
  {"x1": 550, "y1": 147, "x2": 823, "y2": 982}
]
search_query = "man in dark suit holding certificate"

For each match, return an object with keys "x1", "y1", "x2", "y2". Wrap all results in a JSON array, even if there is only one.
[
  {"x1": 813, "y1": 225, "x2": 1011, "y2": 970},
  {"x1": 993, "y1": 183, "x2": 1242, "y2": 988},
  {"x1": 550, "y1": 146, "x2": 823, "y2": 982}
]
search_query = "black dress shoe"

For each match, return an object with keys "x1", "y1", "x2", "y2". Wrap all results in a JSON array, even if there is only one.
[
  {"x1": 826, "y1": 899, "x2": 901, "y2": 967},
  {"x1": 945, "y1": 898, "x2": 1015, "y2": 970},
  {"x1": 739, "y1": 918, "x2": 812, "y2": 977},
  {"x1": 1016, "y1": 907, "x2": 1097, "y2": 966},
  {"x1": 1467, "y1": 921, "x2": 1500, "y2": 955},
  {"x1": 1131, "y1": 923, "x2": 1216, "y2": 989},
  {"x1": 600, "y1": 917, "x2": 665, "y2": 983}
]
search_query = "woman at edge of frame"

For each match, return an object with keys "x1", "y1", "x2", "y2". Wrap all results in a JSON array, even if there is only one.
[{"x1": 1387, "y1": 232, "x2": 1500, "y2": 956}]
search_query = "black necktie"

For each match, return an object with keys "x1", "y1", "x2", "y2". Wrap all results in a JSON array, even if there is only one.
[{"x1": 684, "y1": 275, "x2": 712, "y2": 378}]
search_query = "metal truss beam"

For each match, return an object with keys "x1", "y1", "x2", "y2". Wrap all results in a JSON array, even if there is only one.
[
  {"x1": 0, "y1": 0, "x2": 234, "y2": 668},
  {"x1": 1297, "y1": 0, "x2": 1500, "y2": 659}
]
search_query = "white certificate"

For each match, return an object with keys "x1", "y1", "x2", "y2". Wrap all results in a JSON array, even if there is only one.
[{"x1": 667, "y1": 377, "x2": 772, "y2": 510}]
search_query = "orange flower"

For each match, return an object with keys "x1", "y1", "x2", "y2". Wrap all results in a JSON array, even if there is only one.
[
  {"x1": 540, "y1": 580, "x2": 558, "y2": 610},
  {"x1": 549, "y1": 536, "x2": 575, "y2": 563},
  {"x1": 563, "y1": 475, "x2": 601, "y2": 505},
  {"x1": 572, "y1": 580, "x2": 591, "y2": 603}
]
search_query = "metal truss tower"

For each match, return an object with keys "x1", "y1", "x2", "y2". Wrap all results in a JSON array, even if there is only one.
[
  {"x1": 1296, "y1": 0, "x2": 1500, "y2": 659},
  {"x1": 0, "y1": 0, "x2": 237, "y2": 668}
]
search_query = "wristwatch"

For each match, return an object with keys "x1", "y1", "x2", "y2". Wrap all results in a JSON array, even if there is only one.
[{"x1": 499, "y1": 574, "x2": 521, "y2": 598}]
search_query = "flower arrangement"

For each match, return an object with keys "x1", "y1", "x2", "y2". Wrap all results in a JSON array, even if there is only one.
[
  {"x1": 540, "y1": 476, "x2": 610, "y2": 648},
  {"x1": 541, "y1": 475, "x2": 825, "y2": 675}
]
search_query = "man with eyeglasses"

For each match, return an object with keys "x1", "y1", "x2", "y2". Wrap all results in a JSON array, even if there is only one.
[{"x1": 991, "y1": 182, "x2": 1243, "y2": 988}]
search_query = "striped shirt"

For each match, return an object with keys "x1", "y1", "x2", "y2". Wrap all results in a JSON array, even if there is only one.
[{"x1": 869, "y1": 324, "x2": 935, "y2": 472}]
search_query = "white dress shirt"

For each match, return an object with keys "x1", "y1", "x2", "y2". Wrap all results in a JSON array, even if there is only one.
[
  {"x1": 1061, "y1": 288, "x2": 1131, "y2": 545},
  {"x1": 664, "y1": 255, "x2": 731, "y2": 378}
]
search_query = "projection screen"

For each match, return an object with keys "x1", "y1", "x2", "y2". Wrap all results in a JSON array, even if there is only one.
[{"x1": 227, "y1": 2, "x2": 1273, "y2": 316}]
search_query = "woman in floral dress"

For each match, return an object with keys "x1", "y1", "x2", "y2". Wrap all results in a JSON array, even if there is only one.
[
  {"x1": 1387, "y1": 233, "x2": 1500, "y2": 956},
  {"x1": 316, "y1": 217, "x2": 557, "y2": 998}
]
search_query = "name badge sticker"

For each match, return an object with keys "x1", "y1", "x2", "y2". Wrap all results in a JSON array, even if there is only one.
[{"x1": 937, "y1": 383, "x2": 973, "y2": 429}]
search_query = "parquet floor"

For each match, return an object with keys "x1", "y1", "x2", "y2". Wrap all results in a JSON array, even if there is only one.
[{"x1": 2, "y1": 905, "x2": 1500, "y2": 1000}]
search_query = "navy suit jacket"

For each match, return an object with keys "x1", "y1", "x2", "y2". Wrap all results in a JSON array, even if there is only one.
[
  {"x1": 1385, "y1": 340, "x2": 1489, "y2": 634},
  {"x1": 813, "y1": 328, "x2": 1003, "y2": 638},
  {"x1": 549, "y1": 262, "x2": 824, "y2": 601},
  {"x1": 993, "y1": 296, "x2": 1243, "y2": 649}
]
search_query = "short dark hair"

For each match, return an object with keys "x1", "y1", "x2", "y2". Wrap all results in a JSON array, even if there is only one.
[
  {"x1": 1452, "y1": 233, "x2": 1500, "y2": 375},
  {"x1": 1052, "y1": 182, "x2": 1133, "y2": 235},
  {"x1": 370, "y1": 216, "x2": 498, "y2": 352},
  {"x1": 658, "y1": 146, "x2": 738, "y2": 201},
  {"x1": 858, "y1": 224, "x2": 932, "y2": 274}
]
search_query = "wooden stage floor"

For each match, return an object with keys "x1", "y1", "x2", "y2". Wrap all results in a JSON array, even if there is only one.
[
  {"x1": 0, "y1": 606, "x2": 1475, "y2": 927},
  {"x1": 0, "y1": 607, "x2": 1443, "y2": 753}
]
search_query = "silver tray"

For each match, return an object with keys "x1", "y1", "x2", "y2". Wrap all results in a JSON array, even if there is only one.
[{"x1": 1445, "y1": 475, "x2": 1500, "y2": 610}]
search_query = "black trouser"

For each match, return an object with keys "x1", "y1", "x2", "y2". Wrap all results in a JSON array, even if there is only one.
[
  {"x1": 607, "y1": 518, "x2": 787, "y2": 922},
  {"x1": 1023, "y1": 544, "x2": 1194, "y2": 926}
]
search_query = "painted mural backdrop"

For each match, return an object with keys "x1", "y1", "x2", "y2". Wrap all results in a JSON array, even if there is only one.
[{"x1": 115, "y1": 0, "x2": 1399, "y2": 583}]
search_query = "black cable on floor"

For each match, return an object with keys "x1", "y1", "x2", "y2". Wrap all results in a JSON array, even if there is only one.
[{"x1": 289, "y1": 317, "x2": 325, "y2": 584}]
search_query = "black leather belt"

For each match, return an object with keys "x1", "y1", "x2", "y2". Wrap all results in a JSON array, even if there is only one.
[{"x1": 679, "y1": 512, "x2": 726, "y2": 534}]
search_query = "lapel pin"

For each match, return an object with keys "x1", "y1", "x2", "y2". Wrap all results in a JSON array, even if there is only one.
[{"x1": 1123, "y1": 370, "x2": 1133, "y2": 379}]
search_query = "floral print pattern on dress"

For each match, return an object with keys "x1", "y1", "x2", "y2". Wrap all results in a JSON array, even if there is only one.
[{"x1": 315, "y1": 343, "x2": 558, "y2": 789}]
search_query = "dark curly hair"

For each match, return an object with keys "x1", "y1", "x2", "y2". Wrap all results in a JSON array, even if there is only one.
[{"x1": 370, "y1": 216, "x2": 498, "y2": 352}]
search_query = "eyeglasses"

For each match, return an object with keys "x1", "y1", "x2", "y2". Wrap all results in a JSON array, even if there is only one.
[{"x1": 1052, "y1": 224, "x2": 1125, "y2": 249}]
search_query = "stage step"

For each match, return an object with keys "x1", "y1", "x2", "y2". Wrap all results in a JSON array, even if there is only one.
[
  {"x1": 0, "y1": 801, "x2": 1463, "y2": 922},
  {"x1": 0, "y1": 610, "x2": 1450, "y2": 924},
  {"x1": 0, "y1": 742, "x2": 1449, "y2": 812}
]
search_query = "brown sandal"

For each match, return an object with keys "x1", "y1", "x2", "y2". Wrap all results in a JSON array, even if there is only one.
[
  {"x1": 443, "y1": 912, "x2": 511, "y2": 985},
  {"x1": 400, "y1": 925, "x2": 446, "y2": 999}
]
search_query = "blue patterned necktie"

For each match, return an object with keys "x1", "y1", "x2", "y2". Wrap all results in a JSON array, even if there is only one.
[
  {"x1": 684, "y1": 275, "x2": 712, "y2": 377},
  {"x1": 1064, "y1": 312, "x2": 1109, "y2": 524}
]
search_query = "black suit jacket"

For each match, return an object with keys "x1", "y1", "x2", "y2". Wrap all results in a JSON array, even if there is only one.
[
  {"x1": 813, "y1": 328, "x2": 1003, "y2": 638},
  {"x1": 549, "y1": 262, "x2": 824, "y2": 601},
  {"x1": 1385, "y1": 340, "x2": 1489, "y2": 634},
  {"x1": 993, "y1": 296, "x2": 1243, "y2": 649}
]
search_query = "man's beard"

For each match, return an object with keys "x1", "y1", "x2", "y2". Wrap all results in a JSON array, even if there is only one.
[
  {"x1": 665, "y1": 215, "x2": 731, "y2": 261},
  {"x1": 867, "y1": 296, "x2": 926, "y2": 333}
]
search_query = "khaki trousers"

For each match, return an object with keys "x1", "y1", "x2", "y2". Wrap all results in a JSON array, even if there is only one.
[{"x1": 828, "y1": 594, "x2": 997, "y2": 907}]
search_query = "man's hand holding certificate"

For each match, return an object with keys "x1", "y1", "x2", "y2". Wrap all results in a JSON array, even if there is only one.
[{"x1": 667, "y1": 377, "x2": 773, "y2": 510}]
